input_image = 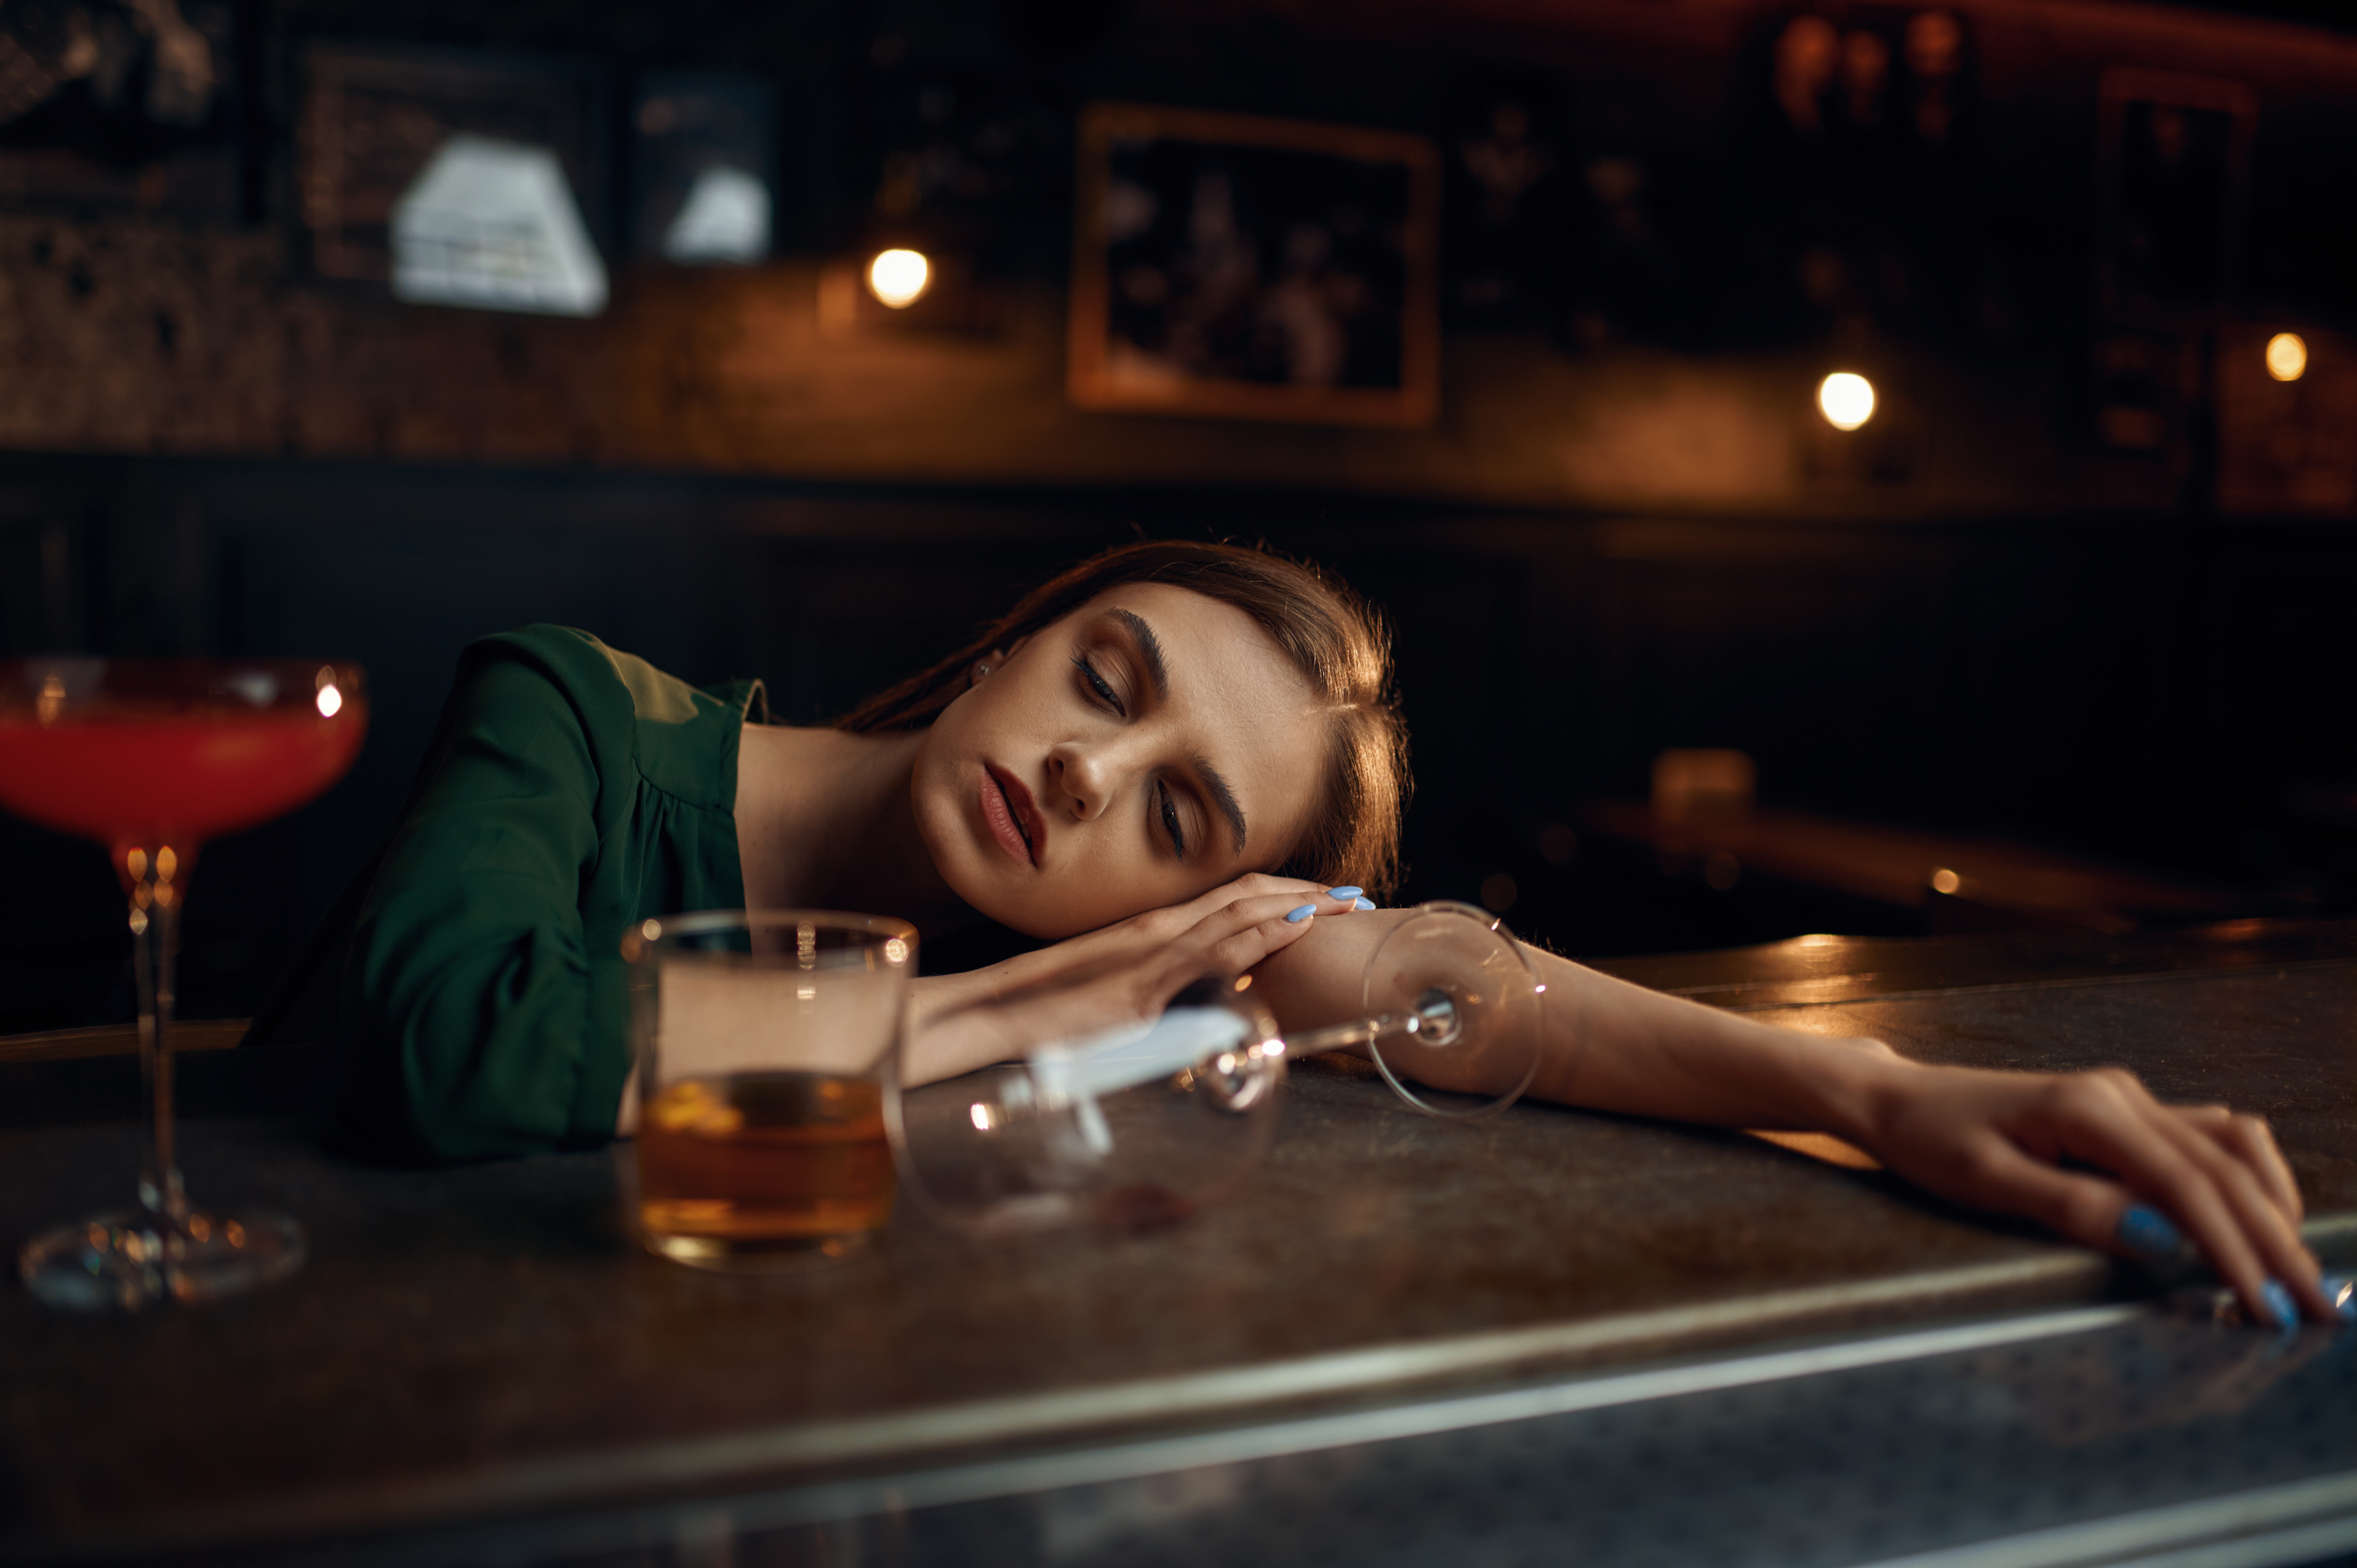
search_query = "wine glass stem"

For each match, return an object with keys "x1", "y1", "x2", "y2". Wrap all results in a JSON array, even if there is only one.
[
  {"x1": 131, "y1": 865, "x2": 187, "y2": 1226},
  {"x1": 1284, "y1": 1013, "x2": 1405, "y2": 1055}
]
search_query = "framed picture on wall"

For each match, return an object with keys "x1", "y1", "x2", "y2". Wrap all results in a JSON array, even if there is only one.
[
  {"x1": 298, "y1": 44, "x2": 612, "y2": 302},
  {"x1": 628, "y1": 71, "x2": 778, "y2": 266},
  {"x1": 2093, "y1": 67, "x2": 2254, "y2": 323},
  {"x1": 0, "y1": 0, "x2": 243, "y2": 219},
  {"x1": 1069, "y1": 102, "x2": 1441, "y2": 427},
  {"x1": 2088, "y1": 69, "x2": 2253, "y2": 458}
]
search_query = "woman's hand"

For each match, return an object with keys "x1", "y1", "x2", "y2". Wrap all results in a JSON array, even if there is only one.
[
  {"x1": 1469, "y1": 955, "x2": 2345, "y2": 1330},
  {"x1": 903, "y1": 875, "x2": 1372, "y2": 1086},
  {"x1": 1859, "y1": 1061, "x2": 2340, "y2": 1326},
  {"x1": 1031, "y1": 873, "x2": 1375, "y2": 981}
]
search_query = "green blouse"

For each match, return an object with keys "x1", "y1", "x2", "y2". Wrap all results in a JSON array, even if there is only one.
[{"x1": 333, "y1": 626, "x2": 764, "y2": 1164}]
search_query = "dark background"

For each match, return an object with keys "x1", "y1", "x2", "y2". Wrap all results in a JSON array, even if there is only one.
[{"x1": 2, "y1": 0, "x2": 2355, "y2": 1033}]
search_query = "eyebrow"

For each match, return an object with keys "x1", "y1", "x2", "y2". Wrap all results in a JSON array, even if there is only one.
[
  {"x1": 1107, "y1": 607, "x2": 1247, "y2": 852},
  {"x1": 1195, "y1": 755, "x2": 1249, "y2": 853},
  {"x1": 1110, "y1": 608, "x2": 1170, "y2": 700}
]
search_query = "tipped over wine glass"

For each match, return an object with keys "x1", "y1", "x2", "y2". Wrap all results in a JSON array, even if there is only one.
[
  {"x1": 0, "y1": 658, "x2": 367, "y2": 1310},
  {"x1": 891, "y1": 901, "x2": 1555, "y2": 1235}
]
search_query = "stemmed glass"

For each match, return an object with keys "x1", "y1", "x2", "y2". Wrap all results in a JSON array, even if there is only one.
[
  {"x1": 1298, "y1": 899, "x2": 1547, "y2": 1119},
  {"x1": 0, "y1": 658, "x2": 368, "y2": 1310},
  {"x1": 890, "y1": 902, "x2": 1553, "y2": 1234}
]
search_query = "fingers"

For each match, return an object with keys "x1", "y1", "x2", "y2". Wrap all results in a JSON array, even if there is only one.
[
  {"x1": 1101, "y1": 885, "x2": 1382, "y2": 1036},
  {"x1": 1200, "y1": 906, "x2": 1321, "y2": 978},
  {"x1": 908, "y1": 886, "x2": 1375, "y2": 1086},
  {"x1": 1934, "y1": 1122, "x2": 2301, "y2": 1328},
  {"x1": 1192, "y1": 875, "x2": 1375, "y2": 922},
  {"x1": 1881, "y1": 1066, "x2": 2334, "y2": 1327},
  {"x1": 1147, "y1": 883, "x2": 1379, "y2": 991},
  {"x1": 1083, "y1": 876, "x2": 1373, "y2": 965},
  {"x1": 2172, "y1": 1103, "x2": 2305, "y2": 1223},
  {"x1": 1181, "y1": 891, "x2": 1335, "y2": 970},
  {"x1": 1188, "y1": 889, "x2": 1366, "y2": 947},
  {"x1": 1940, "y1": 1132, "x2": 2143, "y2": 1258},
  {"x1": 2041, "y1": 1074, "x2": 2327, "y2": 1325},
  {"x1": 1070, "y1": 893, "x2": 1328, "y2": 1026},
  {"x1": 2102, "y1": 1080, "x2": 2322, "y2": 1315},
  {"x1": 2134, "y1": 1103, "x2": 2329, "y2": 1324},
  {"x1": 1186, "y1": 873, "x2": 1317, "y2": 917}
]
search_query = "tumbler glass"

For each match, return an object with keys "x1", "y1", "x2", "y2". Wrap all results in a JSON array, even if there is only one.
[{"x1": 622, "y1": 910, "x2": 916, "y2": 1269}]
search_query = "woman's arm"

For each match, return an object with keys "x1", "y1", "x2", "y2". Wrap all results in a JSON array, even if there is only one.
[
  {"x1": 1250, "y1": 911, "x2": 2339, "y2": 1326},
  {"x1": 342, "y1": 640, "x2": 631, "y2": 1162}
]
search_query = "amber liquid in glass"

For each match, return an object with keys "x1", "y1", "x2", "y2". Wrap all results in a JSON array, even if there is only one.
[{"x1": 638, "y1": 1071, "x2": 894, "y2": 1264}]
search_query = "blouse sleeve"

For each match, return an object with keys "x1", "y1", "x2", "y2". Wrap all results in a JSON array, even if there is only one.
[{"x1": 338, "y1": 646, "x2": 622, "y2": 1164}]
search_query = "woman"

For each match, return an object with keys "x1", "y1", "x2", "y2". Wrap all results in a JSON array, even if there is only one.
[{"x1": 309, "y1": 539, "x2": 2340, "y2": 1326}]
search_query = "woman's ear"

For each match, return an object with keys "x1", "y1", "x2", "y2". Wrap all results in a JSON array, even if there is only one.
[{"x1": 969, "y1": 637, "x2": 1030, "y2": 688}]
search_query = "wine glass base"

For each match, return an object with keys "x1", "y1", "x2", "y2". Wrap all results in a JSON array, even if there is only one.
[{"x1": 19, "y1": 1209, "x2": 306, "y2": 1311}]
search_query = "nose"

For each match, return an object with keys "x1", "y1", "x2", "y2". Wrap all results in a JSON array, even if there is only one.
[{"x1": 1048, "y1": 735, "x2": 1133, "y2": 822}]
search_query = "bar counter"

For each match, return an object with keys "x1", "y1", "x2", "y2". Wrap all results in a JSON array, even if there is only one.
[{"x1": 3, "y1": 920, "x2": 2353, "y2": 1565}]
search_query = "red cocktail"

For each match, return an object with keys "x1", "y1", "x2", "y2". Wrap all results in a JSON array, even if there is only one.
[{"x1": 0, "y1": 659, "x2": 367, "y2": 1310}]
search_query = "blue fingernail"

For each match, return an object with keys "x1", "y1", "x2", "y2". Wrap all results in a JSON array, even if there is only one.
[
  {"x1": 1355, "y1": 897, "x2": 1376, "y2": 911},
  {"x1": 2324, "y1": 1274, "x2": 2355, "y2": 1322},
  {"x1": 1285, "y1": 905, "x2": 1316, "y2": 923},
  {"x1": 1327, "y1": 886, "x2": 1363, "y2": 900},
  {"x1": 2259, "y1": 1279, "x2": 2297, "y2": 1328},
  {"x1": 2117, "y1": 1204, "x2": 2181, "y2": 1259}
]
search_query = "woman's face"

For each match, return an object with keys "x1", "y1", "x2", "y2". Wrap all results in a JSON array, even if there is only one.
[{"x1": 912, "y1": 583, "x2": 1329, "y2": 938}]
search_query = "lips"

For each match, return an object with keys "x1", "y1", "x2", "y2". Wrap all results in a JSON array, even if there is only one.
[{"x1": 981, "y1": 764, "x2": 1041, "y2": 867}]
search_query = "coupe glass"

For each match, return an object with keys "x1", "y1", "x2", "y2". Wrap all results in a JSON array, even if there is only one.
[
  {"x1": 0, "y1": 658, "x2": 368, "y2": 1310},
  {"x1": 890, "y1": 902, "x2": 1552, "y2": 1235}
]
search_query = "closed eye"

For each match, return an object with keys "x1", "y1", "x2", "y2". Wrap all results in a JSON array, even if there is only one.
[
  {"x1": 1072, "y1": 654, "x2": 1125, "y2": 717},
  {"x1": 1157, "y1": 780, "x2": 1187, "y2": 859}
]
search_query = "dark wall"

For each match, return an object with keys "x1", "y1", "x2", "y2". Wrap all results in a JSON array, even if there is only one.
[
  {"x1": 4, "y1": 1, "x2": 2357, "y2": 513},
  {"x1": 7, "y1": 0, "x2": 2357, "y2": 1029},
  {"x1": 4, "y1": 453, "x2": 2352, "y2": 1032}
]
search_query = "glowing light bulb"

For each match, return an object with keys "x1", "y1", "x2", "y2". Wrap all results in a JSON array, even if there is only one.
[
  {"x1": 2266, "y1": 332, "x2": 2308, "y2": 383},
  {"x1": 1818, "y1": 372, "x2": 1876, "y2": 430},
  {"x1": 867, "y1": 248, "x2": 931, "y2": 309}
]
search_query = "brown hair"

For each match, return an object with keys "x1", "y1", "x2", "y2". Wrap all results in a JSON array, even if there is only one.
[{"x1": 838, "y1": 540, "x2": 1410, "y2": 900}]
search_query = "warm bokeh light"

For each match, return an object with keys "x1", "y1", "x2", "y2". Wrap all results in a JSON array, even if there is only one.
[
  {"x1": 867, "y1": 248, "x2": 931, "y2": 309},
  {"x1": 2266, "y1": 332, "x2": 2308, "y2": 382},
  {"x1": 316, "y1": 685, "x2": 343, "y2": 718},
  {"x1": 1817, "y1": 371, "x2": 1876, "y2": 430},
  {"x1": 1930, "y1": 867, "x2": 1961, "y2": 894}
]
